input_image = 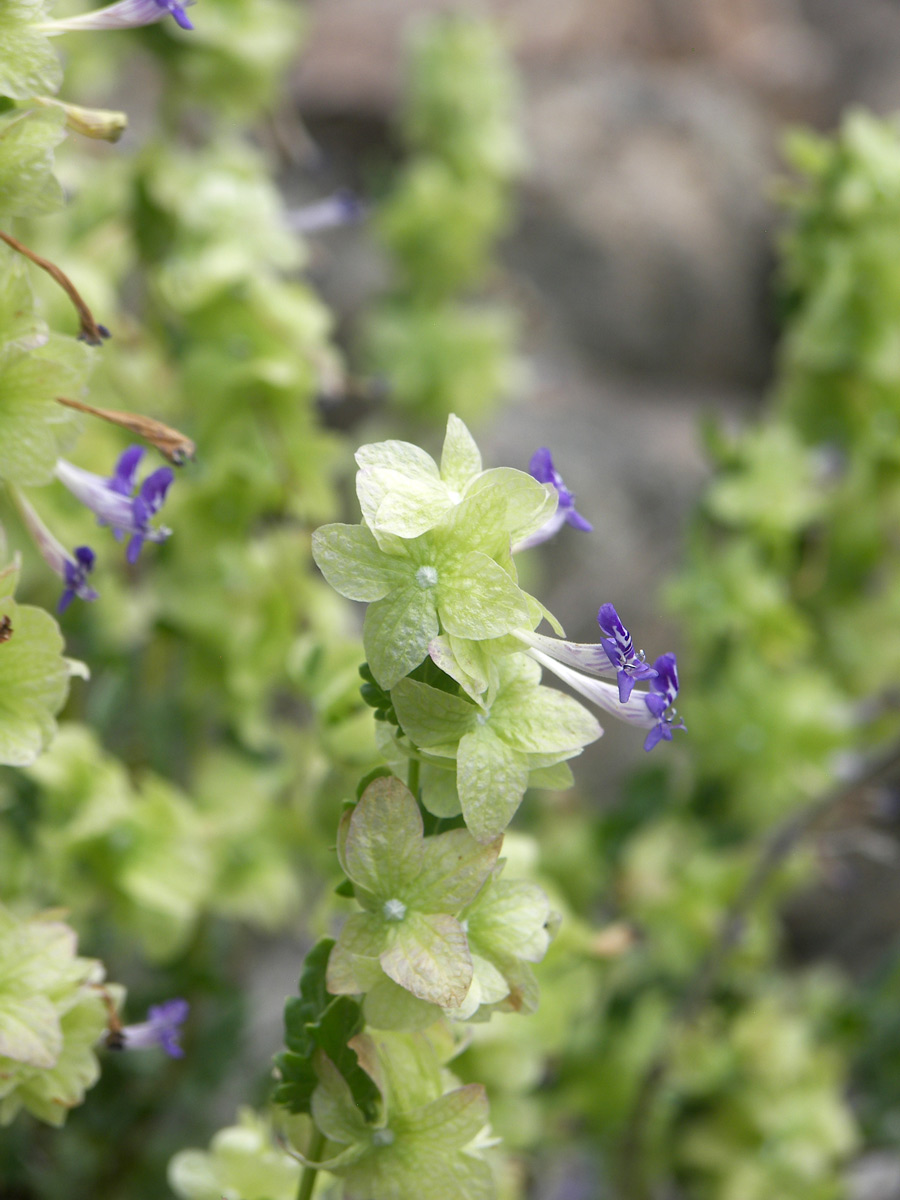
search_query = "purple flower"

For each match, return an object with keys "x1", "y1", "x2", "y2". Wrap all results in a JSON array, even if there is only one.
[
  {"x1": 516, "y1": 629, "x2": 684, "y2": 752},
  {"x1": 113, "y1": 999, "x2": 189, "y2": 1058},
  {"x1": 60, "y1": 547, "x2": 98, "y2": 613},
  {"x1": 8, "y1": 485, "x2": 99, "y2": 612},
  {"x1": 55, "y1": 446, "x2": 174, "y2": 565},
  {"x1": 285, "y1": 189, "x2": 366, "y2": 234},
  {"x1": 643, "y1": 652, "x2": 686, "y2": 752},
  {"x1": 514, "y1": 448, "x2": 592, "y2": 551},
  {"x1": 40, "y1": 0, "x2": 195, "y2": 34},
  {"x1": 597, "y1": 602, "x2": 658, "y2": 702}
]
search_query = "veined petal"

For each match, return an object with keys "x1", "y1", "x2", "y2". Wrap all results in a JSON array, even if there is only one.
[
  {"x1": 525, "y1": 646, "x2": 653, "y2": 731},
  {"x1": 312, "y1": 524, "x2": 407, "y2": 602}
]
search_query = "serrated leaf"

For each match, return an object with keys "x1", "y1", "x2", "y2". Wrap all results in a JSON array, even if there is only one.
[
  {"x1": 276, "y1": 938, "x2": 379, "y2": 1120},
  {"x1": 0, "y1": 107, "x2": 65, "y2": 218}
]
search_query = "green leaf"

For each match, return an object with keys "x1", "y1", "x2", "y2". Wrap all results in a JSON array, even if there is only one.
[
  {"x1": 467, "y1": 467, "x2": 557, "y2": 545},
  {"x1": 439, "y1": 550, "x2": 529, "y2": 638},
  {"x1": 0, "y1": 246, "x2": 46, "y2": 354},
  {"x1": 311, "y1": 523, "x2": 406, "y2": 602},
  {"x1": 274, "y1": 938, "x2": 379, "y2": 1121},
  {"x1": 391, "y1": 677, "x2": 475, "y2": 748},
  {"x1": 364, "y1": 585, "x2": 438, "y2": 689},
  {"x1": 343, "y1": 777, "x2": 424, "y2": 899},
  {"x1": 0, "y1": 595, "x2": 74, "y2": 766},
  {"x1": 456, "y1": 723, "x2": 529, "y2": 843},
  {"x1": 0, "y1": 2, "x2": 60, "y2": 100},
  {"x1": 0, "y1": 107, "x2": 65, "y2": 217},
  {"x1": 491, "y1": 671, "x2": 600, "y2": 755},
  {"x1": 0, "y1": 332, "x2": 89, "y2": 485},
  {"x1": 363, "y1": 978, "x2": 442, "y2": 1032},
  {"x1": 439, "y1": 414, "x2": 482, "y2": 490},
  {"x1": 380, "y1": 911, "x2": 472, "y2": 1007},
  {"x1": 407, "y1": 827, "x2": 501, "y2": 913}
]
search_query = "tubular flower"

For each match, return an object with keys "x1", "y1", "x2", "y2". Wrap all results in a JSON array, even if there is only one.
[
  {"x1": 514, "y1": 447, "x2": 592, "y2": 551},
  {"x1": 521, "y1": 632, "x2": 685, "y2": 753},
  {"x1": 8, "y1": 485, "x2": 98, "y2": 612},
  {"x1": 642, "y1": 652, "x2": 687, "y2": 751},
  {"x1": 596, "y1": 602, "x2": 658, "y2": 702},
  {"x1": 285, "y1": 189, "x2": 365, "y2": 234},
  {"x1": 40, "y1": 0, "x2": 195, "y2": 33},
  {"x1": 111, "y1": 999, "x2": 189, "y2": 1058},
  {"x1": 55, "y1": 446, "x2": 173, "y2": 565}
]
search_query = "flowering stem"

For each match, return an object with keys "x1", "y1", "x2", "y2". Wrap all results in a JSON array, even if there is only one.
[
  {"x1": 296, "y1": 1128, "x2": 326, "y2": 1200},
  {"x1": 0, "y1": 230, "x2": 109, "y2": 345}
]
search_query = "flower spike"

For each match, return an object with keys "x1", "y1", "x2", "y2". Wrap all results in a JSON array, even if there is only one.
[
  {"x1": 55, "y1": 446, "x2": 174, "y2": 564},
  {"x1": 597, "y1": 602, "x2": 658, "y2": 702},
  {"x1": 514, "y1": 447, "x2": 592, "y2": 551},
  {"x1": 40, "y1": 0, "x2": 195, "y2": 34},
  {"x1": 110, "y1": 999, "x2": 189, "y2": 1058}
]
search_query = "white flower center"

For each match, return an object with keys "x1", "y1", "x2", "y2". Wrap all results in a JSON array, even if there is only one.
[
  {"x1": 415, "y1": 565, "x2": 438, "y2": 589},
  {"x1": 382, "y1": 898, "x2": 407, "y2": 922},
  {"x1": 373, "y1": 1128, "x2": 395, "y2": 1147}
]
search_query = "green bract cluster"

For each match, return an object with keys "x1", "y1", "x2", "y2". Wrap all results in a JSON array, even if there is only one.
[
  {"x1": 0, "y1": 904, "x2": 114, "y2": 1126},
  {"x1": 365, "y1": 16, "x2": 523, "y2": 422},
  {"x1": 313, "y1": 414, "x2": 601, "y2": 841},
  {"x1": 305, "y1": 1031, "x2": 495, "y2": 1200}
]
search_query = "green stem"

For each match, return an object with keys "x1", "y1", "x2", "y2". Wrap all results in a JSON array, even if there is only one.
[
  {"x1": 407, "y1": 755, "x2": 420, "y2": 799},
  {"x1": 296, "y1": 1128, "x2": 327, "y2": 1200}
]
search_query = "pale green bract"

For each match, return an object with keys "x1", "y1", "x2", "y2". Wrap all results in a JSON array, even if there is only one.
[
  {"x1": 0, "y1": 558, "x2": 83, "y2": 766},
  {"x1": 0, "y1": 106, "x2": 66, "y2": 217},
  {"x1": 327, "y1": 777, "x2": 501, "y2": 1014},
  {"x1": 304, "y1": 1031, "x2": 496, "y2": 1200},
  {"x1": 168, "y1": 1107, "x2": 302, "y2": 1200},
  {"x1": 0, "y1": 0, "x2": 60, "y2": 100},
  {"x1": 0, "y1": 904, "x2": 112, "y2": 1126},
  {"x1": 392, "y1": 655, "x2": 600, "y2": 843}
]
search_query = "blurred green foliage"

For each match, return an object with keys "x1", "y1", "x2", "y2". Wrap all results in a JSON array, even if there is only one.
[{"x1": 2, "y1": 0, "x2": 900, "y2": 1195}]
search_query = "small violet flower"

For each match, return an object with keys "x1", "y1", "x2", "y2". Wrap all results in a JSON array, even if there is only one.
[
  {"x1": 597, "y1": 602, "x2": 658, "y2": 702},
  {"x1": 40, "y1": 0, "x2": 195, "y2": 34},
  {"x1": 516, "y1": 625, "x2": 684, "y2": 753},
  {"x1": 55, "y1": 446, "x2": 174, "y2": 565},
  {"x1": 8, "y1": 485, "x2": 98, "y2": 613},
  {"x1": 285, "y1": 189, "x2": 366, "y2": 234},
  {"x1": 514, "y1": 448, "x2": 592, "y2": 552},
  {"x1": 111, "y1": 999, "x2": 189, "y2": 1058},
  {"x1": 642, "y1": 652, "x2": 687, "y2": 752}
]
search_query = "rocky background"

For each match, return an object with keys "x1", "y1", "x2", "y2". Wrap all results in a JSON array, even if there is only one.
[{"x1": 283, "y1": 0, "x2": 900, "y2": 780}]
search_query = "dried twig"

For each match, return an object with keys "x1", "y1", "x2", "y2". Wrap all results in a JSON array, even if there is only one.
[
  {"x1": 0, "y1": 229, "x2": 110, "y2": 346},
  {"x1": 56, "y1": 396, "x2": 195, "y2": 465}
]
